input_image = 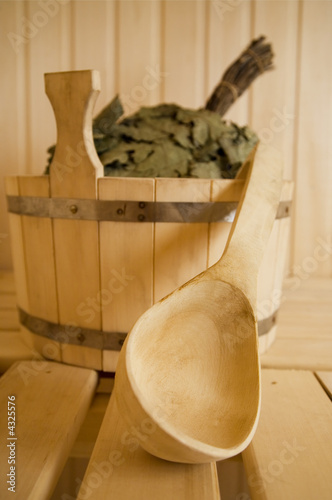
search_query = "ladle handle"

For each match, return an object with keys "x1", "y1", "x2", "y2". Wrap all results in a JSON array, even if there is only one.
[
  {"x1": 218, "y1": 144, "x2": 283, "y2": 307},
  {"x1": 45, "y1": 70, "x2": 104, "y2": 199}
]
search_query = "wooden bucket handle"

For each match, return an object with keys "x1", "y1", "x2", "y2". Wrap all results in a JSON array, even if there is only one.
[{"x1": 45, "y1": 70, "x2": 104, "y2": 199}]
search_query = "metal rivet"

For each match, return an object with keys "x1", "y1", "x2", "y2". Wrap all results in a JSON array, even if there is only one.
[
  {"x1": 70, "y1": 204, "x2": 78, "y2": 214},
  {"x1": 77, "y1": 333, "x2": 85, "y2": 343},
  {"x1": 139, "y1": 202, "x2": 146, "y2": 209},
  {"x1": 138, "y1": 214, "x2": 145, "y2": 222},
  {"x1": 117, "y1": 208, "x2": 124, "y2": 215}
]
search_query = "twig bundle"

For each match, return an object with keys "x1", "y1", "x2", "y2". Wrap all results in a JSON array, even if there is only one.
[{"x1": 205, "y1": 36, "x2": 274, "y2": 117}]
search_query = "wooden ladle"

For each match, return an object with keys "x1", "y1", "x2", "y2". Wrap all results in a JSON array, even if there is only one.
[{"x1": 114, "y1": 144, "x2": 283, "y2": 463}]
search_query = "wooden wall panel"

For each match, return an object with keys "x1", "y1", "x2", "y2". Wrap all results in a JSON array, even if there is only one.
[
  {"x1": 206, "y1": 0, "x2": 251, "y2": 124},
  {"x1": 0, "y1": 1, "x2": 27, "y2": 270},
  {"x1": 1, "y1": 0, "x2": 332, "y2": 279},
  {"x1": 293, "y1": 0, "x2": 332, "y2": 278},
  {"x1": 71, "y1": 0, "x2": 116, "y2": 112},
  {"x1": 117, "y1": 0, "x2": 162, "y2": 115},
  {"x1": 162, "y1": 0, "x2": 206, "y2": 108},
  {"x1": 250, "y1": 0, "x2": 300, "y2": 180},
  {"x1": 24, "y1": 0, "x2": 72, "y2": 175}
]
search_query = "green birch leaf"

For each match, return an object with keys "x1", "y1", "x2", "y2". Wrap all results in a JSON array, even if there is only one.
[{"x1": 189, "y1": 162, "x2": 221, "y2": 179}]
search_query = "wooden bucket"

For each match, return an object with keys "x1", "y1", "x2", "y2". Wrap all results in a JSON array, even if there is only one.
[{"x1": 5, "y1": 70, "x2": 293, "y2": 372}]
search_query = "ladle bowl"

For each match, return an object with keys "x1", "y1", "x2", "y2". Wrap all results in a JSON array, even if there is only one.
[{"x1": 114, "y1": 144, "x2": 283, "y2": 463}]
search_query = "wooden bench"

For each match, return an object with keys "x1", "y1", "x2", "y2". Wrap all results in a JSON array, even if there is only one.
[
  {"x1": 243, "y1": 368, "x2": 332, "y2": 500},
  {"x1": 1, "y1": 272, "x2": 332, "y2": 499}
]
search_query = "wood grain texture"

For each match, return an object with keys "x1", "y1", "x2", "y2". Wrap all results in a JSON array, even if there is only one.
[
  {"x1": 206, "y1": 0, "x2": 251, "y2": 124},
  {"x1": 4, "y1": 178, "x2": 29, "y2": 313},
  {"x1": 25, "y1": 0, "x2": 71, "y2": 176},
  {"x1": 45, "y1": 70, "x2": 104, "y2": 370},
  {"x1": 71, "y1": 0, "x2": 116, "y2": 110},
  {"x1": 162, "y1": 0, "x2": 206, "y2": 107},
  {"x1": 154, "y1": 178, "x2": 211, "y2": 302},
  {"x1": 19, "y1": 176, "x2": 58, "y2": 323},
  {"x1": 315, "y1": 371, "x2": 332, "y2": 399},
  {"x1": 292, "y1": 0, "x2": 332, "y2": 278},
  {"x1": 0, "y1": 1, "x2": 27, "y2": 270},
  {"x1": 0, "y1": 330, "x2": 34, "y2": 374},
  {"x1": 78, "y1": 393, "x2": 220, "y2": 500},
  {"x1": 261, "y1": 338, "x2": 332, "y2": 371},
  {"x1": 0, "y1": 360, "x2": 98, "y2": 500},
  {"x1": 99, "y1": 177, "x2": 155, "y2": 372},
  {"x1": 118, "y1": 0, "x2": 162, "y2": 114},
  {"x1": 242, "y1": 369, "x2": 332, "y2": 500},
  {"x1": 1, "y1": 0, "x2": 332, "y2": 282},
  {"x1": 251, "y1": 0, "x2": 299, "y2": 180}
]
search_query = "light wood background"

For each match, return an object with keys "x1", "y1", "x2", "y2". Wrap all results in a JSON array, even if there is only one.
[{"x1": 1, "y1": 0, "x2": 331, "y2": 279}]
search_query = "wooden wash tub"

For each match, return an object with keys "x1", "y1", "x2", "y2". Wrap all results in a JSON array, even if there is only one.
[{"x1": 5, "y1": 70, "x2": 293, "y2": 372}]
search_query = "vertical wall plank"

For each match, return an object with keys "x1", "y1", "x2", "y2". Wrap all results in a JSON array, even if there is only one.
[
  {"x1": 2, "y1": 0, "x2": 332, "y2": 280},
  {"x1": 208, "y1": 179, "x2": 243, "y2": 267},
  {"x1": 250, "y1": 0, "x2": 299, "y2": 180},
  {"x1": 0, "y1": 1, "x2": 27, "y2": 269},
  {"x1": 293, "y1": 0, "x2": 332, "y2": 278},
  {"x1": 25, "y1": 0, "x2": 72, "y2": 175},
  {"x1": 72, "y1": 0, "x2": 116, "y2": 112},
  {"x1": 117, "y1": 0, "x2": 162, "y2": 115},
  {"x1": 206, "y1": 0, "x2": 252, "y2": 124},
  {"x1": 162, "y1": 0, "x2": 206, "y2": 108}
]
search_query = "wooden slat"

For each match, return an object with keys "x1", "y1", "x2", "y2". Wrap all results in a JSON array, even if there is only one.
[
  {"x1": 0, "y1": 330, "x2": 34, "y2": 374},
  {"x1": 118, "y1": 0, "x2": 161, "y2": 114},
  {"x1": 162, "y1": 0, "x2": 206, "y2": 108},
  {"x1": 78, "y1": 393, "x2": 220, "y2": 500},
  {"x1": 293, "y1": 0, "x2": 332, "y2": 277},
  {"x1": 276, "y1": 300, "x2": 332, "y2": 339},
  {"x1": 315, "y1": 371, "x2": 332, "y2": 399},
  {"x1": 72, "y1": 0, "x2": 116, "y2": 109},
  {"x1": 4, "y1": 178, "x2": 29, "y2": 313},
  {"x1": 154, "y1": 178, "x2": 211, "y2": 302},
  {"x1": 0, "y1": 361, "x2": 98, "y2": 500},
  {"x1": 0, "y1": 309, "x2": 19, "y2": 331},
  {"x1": 261, "y1": 338, "x2": 332, "y2": 371},
  {"x1": 0, "y1": 1, "x2": 27, "y2": 270},
  {"x1": 242, "y1": 369, "x2": 332, "y2": 500},
  {"x1": 98, "y1": 177, "x2": 155, "y2": 372},
  {"x1": 18, "y1": 176, "x2": 62, "y2": 362},
  {"x1": 70, "y1": 393, "x2": 111, "y2": 459},
  {"x1": 0, "y1": 272, "x2": 16, "y2": 294},
  {"x1": 19, "y1": 176, "x2": 56, "y2": 322},
  {"x1": 206, "y1": 0, "x2": 251, "y2": 124},
  {"x1": 251, "y1": 0, "x2": 299, "y2": 180},
  {"x1": 24, "y1": 0, "x2": 71, "y2": 176}
]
